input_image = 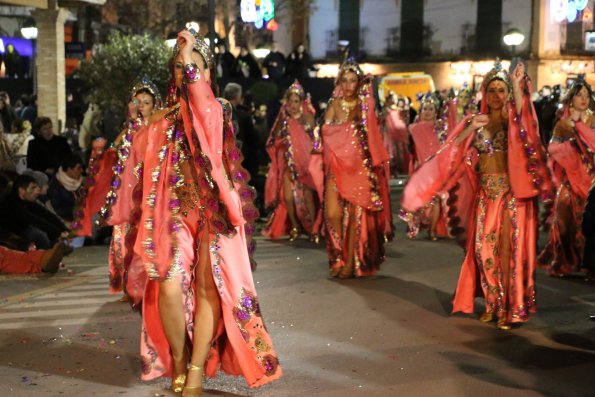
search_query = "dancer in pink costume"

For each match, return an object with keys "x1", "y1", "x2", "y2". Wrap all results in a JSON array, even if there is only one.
[
  {"x1": 380, "y1": 92, "x2": 410, "y2": 176},
  {"x1": 75, "y1": 78, "x2": 162, "y2": 303},
  {"x1": 406, "y1": 93, "x2": 450, "y2": 240},
  {"x1": 262, "y1": 80, "x2": 324, "y2": 242},
  {"x1": 401, "y1": 62, "x2": 553, "y2": 329},
  {"x1": 538, "y1": 81, "x2": 595, "y2": 277},
  {"x1": 314, "y1": 59, "x2": 394, "y2": 278},
  {"x1": 106, "y1": 29, "x2": 280, "y2": 396},
  {"x1": 445, "y1": 86, "x2": 477, "y2": 127}
]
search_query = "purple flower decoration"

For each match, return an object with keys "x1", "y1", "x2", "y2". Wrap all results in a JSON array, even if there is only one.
[
  {"x1": 241, "y1": 190, "x2": 254, "y2": 200},
  {"x1": 119, "y1": 147, "x2": 130, "y2": 158},
  {"x1": 533, "y1": 177, "x2": 543, "y2": 186},
  {"x1": 236, "y1": 309, "x2": 250, "y2": 321},
  {"x1": 169, "y1": 199, "x2": 181, "y2": 210},
  {"x1": 229, "y1": 149, "x2": 241, "y2": 161},
  {"x1": 242, "y1": 296, "x2": 254, "y2": 310}
]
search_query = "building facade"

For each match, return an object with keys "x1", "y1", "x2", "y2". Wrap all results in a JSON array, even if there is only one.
[{"x1": 280, "y1": 0, "x2": 595, "y2": 89}]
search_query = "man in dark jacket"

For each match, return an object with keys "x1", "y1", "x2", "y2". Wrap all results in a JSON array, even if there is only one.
[
  {"x1": 48, "y1": 154, "x2": 84, "y2": 223},
  {"x1": 0, "y1": 174, "x2": 69, "y2": 249},
  {"x1": 262, "y1": 42, "x2": 286, "y2": 81},
  {"x1": 223, "y1": 82, "x2": 265, "y2": 214},
  {"x1": 27, "y1": 117, "x2": 72, "y2": 176}
]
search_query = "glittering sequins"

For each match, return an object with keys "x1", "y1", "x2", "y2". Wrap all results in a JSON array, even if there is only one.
[
  {"x1": 479, "y1": 174, "x2": 510, "y2": 201},
  {"x1": 473, "y1": 127, "x2": 507, "y2": 155},
  {"x1": 176, "y1": 182, "x2": 201, "y2": 217},
  {"x1": 209, "y1": 236, "x2": 223, "y2": 290},
  {"x1": 233, "y1": 288, "x2": 262, "y2": 342}
]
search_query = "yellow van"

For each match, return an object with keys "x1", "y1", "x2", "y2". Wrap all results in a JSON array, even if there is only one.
[{"x1": 377, "y1": 72, "x2": 435, "y2": 109}]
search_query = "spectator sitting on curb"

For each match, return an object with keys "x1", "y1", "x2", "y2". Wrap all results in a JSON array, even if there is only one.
[
  {"x1": 22, "y1": 169, "x2": 49, "y2": 205},
  {"x1": 27, "y1": 117, "x2": 72, "y2": 177},
  {"x1": 48, "y1": 154, "x2": 84, "y2": 226},
  {"x1": 0, "y1": 174, "x2": 69, "y2": 250}
]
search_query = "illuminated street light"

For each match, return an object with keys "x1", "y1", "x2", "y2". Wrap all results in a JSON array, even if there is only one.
[
  {"x1": 503, "y1": 28, "x2": 524, "y2": 56},
  {"x1": 253, "y1": 48, "x2": 271, "y2": 58},
  {"x1": 503, "y1": 28, "x2": 525, "y2": 46},
  {"x1": 20, "y1": 18, "x2": 38, "y2": 40}
]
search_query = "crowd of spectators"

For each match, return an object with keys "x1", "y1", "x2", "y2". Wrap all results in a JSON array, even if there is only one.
[
  {"x1": 0, "y1": 90, "x2": 84, "y2": 273},
  {"x1": 215, "y1": 42, "x2": 317, "y2": 82}
]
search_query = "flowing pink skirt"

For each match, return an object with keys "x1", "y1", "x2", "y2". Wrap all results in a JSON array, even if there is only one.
[
  {"x1": 140, "y1": 197, "x2": 282, "y2": 387},
  {"x1": 452, "y1": 173, "x2": 537, "y2": 323},
  {"x1": 538, "y1": 182, "x2": 585, "y2": 275}
]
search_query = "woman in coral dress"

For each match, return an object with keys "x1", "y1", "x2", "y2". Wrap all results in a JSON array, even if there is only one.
[
  {"x1": 538, "y1": 81, "x2": 595, "y2": 276},
  {"x1": 380, "y1": 92, "x2": 409, "y2": 176},
  {"x1": 406, "y1": 94, "x2": 449, "y2": 240},
  {"x1": 262, "y1": 80, "x2": 324, "y2": 242},
  {"x1": 401, "y1": 62, "x2": 552, "y2": 329},
  {"x1": 74, "y1": 78, "x2": 162, "y2": 303},
  {"x1": 106, "y1": 29, "x2": 280, "y2": 396},
  {"x1": 315, "y1": 59, "x2": 393, "y2": 278}
]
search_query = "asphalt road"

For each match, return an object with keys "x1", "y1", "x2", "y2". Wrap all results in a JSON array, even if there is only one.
[{"x1": 0, "y1": 194, "x2": 593, "y2": 397}]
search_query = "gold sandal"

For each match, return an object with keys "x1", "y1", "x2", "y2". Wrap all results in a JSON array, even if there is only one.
[
  {"x1": 171, "y1": 350, "x2": 188, "y2": 393},
  {"x1": 337, "y1": 263, "x2": 354, "y2": 279},
  {"x1": 479, "y1": 312, "x2": 495, "y2": 323},
  {"x1": 182, "y1": 364, "x2": 203, "y2": 397},
  {"x1": 497, "y1": 318, "x2": 511, "y2": 330},
  {"x1": 288, "y1": 227, "x2": 300, "y2": 242}
]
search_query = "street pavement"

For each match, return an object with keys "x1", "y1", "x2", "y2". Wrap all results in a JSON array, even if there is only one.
[{"x1": 0, "y1": 200, "x2": 594, "y2": 396}]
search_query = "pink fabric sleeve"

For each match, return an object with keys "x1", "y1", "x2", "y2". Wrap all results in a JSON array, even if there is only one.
[
  {"x1": 576, "y1": 122, "x2": 595, "y2": 152},
  {"x1": 385, "y1": 110, "x2": 408, "y2": 143},
  {"x1": 446, "y1": 99, "x2": 458, "y2": 136},
  {"x1": 183, "y1": 77, "x2": 244, "y2": 226},
  {"x1": 401, "y1": 116, "x2": 475, "y2": 212},
  {"x1": 507, "y1": 79, "x2": 553, "y2": 200},
  {"x1": 133, "y1": 120, "x2": 175, "y2": 279},
  {"x1": 108, "y1": 126, "x2": 148, "y2": 226},
  {"x1": 549, "y1": 141, "x2": 592, "y2": 199},
  {"x1": 364, "y1": 93, "x2": 390, "y2": 167}
]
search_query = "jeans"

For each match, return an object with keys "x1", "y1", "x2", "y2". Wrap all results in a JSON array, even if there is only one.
[{"x1": 19, "y1": 225, "x2": 51, "y2": 250}]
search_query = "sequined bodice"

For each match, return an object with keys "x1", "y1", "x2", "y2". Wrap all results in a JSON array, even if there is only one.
[{"x1": 473, "y1": 127, "x2": 508, "y2": 155}]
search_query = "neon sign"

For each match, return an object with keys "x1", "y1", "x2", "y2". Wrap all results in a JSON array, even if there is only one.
[
  {"x1": 551, "y1": 0, "x2": 593, "y2": 22},
  {"x1": 241, "y1": 0, "x2": 275, "y2": 29}
]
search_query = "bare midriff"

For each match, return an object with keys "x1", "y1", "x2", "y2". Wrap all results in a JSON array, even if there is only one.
[{"x1": 478, "y1": 151, "x2": 507, "y2": 174}]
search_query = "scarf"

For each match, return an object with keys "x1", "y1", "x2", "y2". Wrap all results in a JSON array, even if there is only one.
[{"x1": 56, "y1": 167, "x2": 83, "y2": 192}]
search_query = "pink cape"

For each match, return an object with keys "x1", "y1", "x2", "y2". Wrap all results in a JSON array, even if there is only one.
[
  {"x1": 383, "y1": 108, "x2": 410, "y2": 175},
  {"x1": 263, "y1": 106, "x2": 324, "y2": 239},
  {"x1": 321, "y1": 78, "x2": 394, "y2": 276},
  {"x1": 538, "y1": 116, "x2": 594, "y2": 275}
]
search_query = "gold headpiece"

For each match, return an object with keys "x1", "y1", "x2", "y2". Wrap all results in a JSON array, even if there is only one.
[
  {"x1": 482, "y1": 59, "x2": 512, "y2": 92},
  {"x1": 336, "y1": 58, "x2": 363, "y2": 84},
  {"x1": 419, "y1": 92, "x2": 439, "y2": 107},
  {"x1": 285, "y1": 80, "x2": 305, "y2": 100},
  {"x1": 173, "y1": 23, "x2": 214, "y2": 69},
  {"x1": 130, "y1": 77, "x2": 163, "y2": 109}
]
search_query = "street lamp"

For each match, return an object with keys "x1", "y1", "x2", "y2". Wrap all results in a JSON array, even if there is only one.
[
  {"x1": 20, "y1": 17, "x2": 37, "y2": 86},
  {"x1": 503, "y1": 28, "x2": 525, "y2": 55},
  {"x1": 20, "y1": 18, "x2": 38, "y2": 39}
]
